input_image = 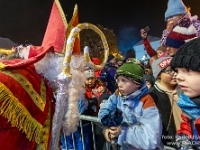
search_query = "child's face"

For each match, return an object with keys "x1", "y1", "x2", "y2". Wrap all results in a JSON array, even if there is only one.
[
  {"x1": 116, "y1": 75, "x2": 140, "y2": 96},
  {"x1": 99, "y1": 99, "x2": 106, "y2": 108},
  {"x1": 176, "y1": 68, "x2": 200, "y2": 98},
  {"x1": 166, "y1": 46, "x2": 179, "y2": 57},
  {"x1": 85, "y1": 77, "x2": 96, "y2": 88},
  {"x1": 156, "y1": 50, "x2": 164, "y2": 58},
  {"x1": 110, "y1": 58, "x2": 116, "y2": 64},
  {"x1": 145, "y1": 81, "x2": 152, "y2": 89},
  {"x1": 145, "y1": 68, "x2": 152, "y2": 74},
  {"x1": 117, "y1": 60, "x2": 123, "y2": 67},
  {"x1": 166, "y1": 20, "x2": 174, "y2": 31},
  {"x1": 159, "y1": 66, "x2": 177, "y2": 87}
]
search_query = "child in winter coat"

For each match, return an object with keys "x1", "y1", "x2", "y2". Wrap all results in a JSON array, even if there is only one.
[
  {"x1": 170, "y1": 37, "x2": 200, "y2": 149},
  {"x1": 104, "y1": 54, "x2": 118, "y2": 93},
  {"x1": 98, "y1": 58, "x2": 162, "y2": 150},
  {"x1": 95, "y1": 93, "x2": 112, "y2": 150},
  {"x1": 150, "y1": 57, "x2": 182, "y2": 148},
  {"x1": 84, "y1": 67, "x2": 109, "y2": 116}
]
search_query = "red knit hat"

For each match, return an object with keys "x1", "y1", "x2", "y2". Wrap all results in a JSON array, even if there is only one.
[
  {"x1": 92, "y1": 57, "x2": 101, "y2": 65},
  {"x1": 166, "y1": 18, "x2": 197, "y2": 48}
]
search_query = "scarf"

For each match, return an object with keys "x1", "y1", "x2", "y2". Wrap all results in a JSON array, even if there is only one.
[
  {"x1": 177, "y1": 93, "x2": 200, "y2": 120},
  {"x1": 155, "y1": 80, "x2": 182, "y2": 131}
]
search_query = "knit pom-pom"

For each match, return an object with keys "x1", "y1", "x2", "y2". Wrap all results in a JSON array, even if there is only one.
[{"x1": 179, "y1": 18, "x2": 192, "y2": 28}]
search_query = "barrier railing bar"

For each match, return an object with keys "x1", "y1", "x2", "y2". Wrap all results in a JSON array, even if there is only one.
[
  {"x1": 91, "y1": 121, "x2": 97, "y2": 150},
  {"x1": 72, "y1": 132, "x2": 76, "y2": 150},
  {"x1": 80, "y1": 115, "x2": 100, "y2": 122},
  {"x1": 79, "y1": 119, "x2": 86, "y2": 150},
  {"x1": 63, "y1": 131, "x2": 68, "y2": 150}
]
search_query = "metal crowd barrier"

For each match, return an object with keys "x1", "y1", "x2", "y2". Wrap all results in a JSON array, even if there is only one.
[
  {"x1": 61, "y1": 115, "x2": 110, "y2": 150},
  {"x1": 61, "y1": 115, "x2": 176, "y2": 150}
]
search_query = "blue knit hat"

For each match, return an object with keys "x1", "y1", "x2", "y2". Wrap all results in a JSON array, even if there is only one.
[
  {"x1": 165, "y1": 0, "x2": 187, "y2": 21},
  {"x1": 107, "y1": 54, "x2": 115, "y2": 62}
]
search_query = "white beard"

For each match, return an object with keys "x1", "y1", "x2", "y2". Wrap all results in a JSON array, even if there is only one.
[
  {"x1": 34, "y1": 52, "x2": 64, "y2": 91},
  {"x1": 34, "y1": 52, "x2": 88, "y2": 135}
]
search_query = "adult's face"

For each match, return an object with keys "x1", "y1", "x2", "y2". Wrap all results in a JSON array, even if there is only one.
[
  {"x1": 166, "y1": 46, "x2": 179, "y2": 57},
  {"x1": 167, "y1": 14, "x2": 183, "y2": 25}
]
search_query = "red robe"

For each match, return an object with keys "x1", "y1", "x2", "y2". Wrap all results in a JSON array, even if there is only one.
[{"x1": 0, "y1": 64, "x2": 54, "y2": 150}]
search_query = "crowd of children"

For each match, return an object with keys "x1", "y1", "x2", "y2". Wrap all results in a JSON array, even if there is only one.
[
  {"x1": 60, "y1": 0, "x2": 200, "y2": 148},
  {"x1": 97, "y1": 0, "x2": 200, "y2": 149}
]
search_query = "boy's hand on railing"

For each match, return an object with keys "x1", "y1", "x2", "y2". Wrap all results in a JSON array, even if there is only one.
[
  {"x1": 109, "y1": 126, "x2": 122, "y2": 139},
  {"x1": 102, "y1": 126, "x2": 111, "y2": 142}
]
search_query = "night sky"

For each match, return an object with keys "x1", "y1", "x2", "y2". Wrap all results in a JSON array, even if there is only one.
[{"x1": 0, "y1": 0, "x2": 200, "y2": 54}]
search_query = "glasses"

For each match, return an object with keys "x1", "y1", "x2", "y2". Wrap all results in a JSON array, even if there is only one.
[{"x1": 161, "y1": 69, "x2": 175, "y2": 75}]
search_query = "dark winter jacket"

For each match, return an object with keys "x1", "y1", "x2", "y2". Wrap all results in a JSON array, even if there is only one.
[
  {"x1": 149, "y1": 85, "x2": 177, "y2": 147},
  {"x1": 104, "y1": 63, "x2": 118, "y2": 93}
]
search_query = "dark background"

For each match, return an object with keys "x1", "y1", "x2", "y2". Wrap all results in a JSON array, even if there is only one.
[{"x1": 0, "y1": 0, "x2": 199, "y2": 53}]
